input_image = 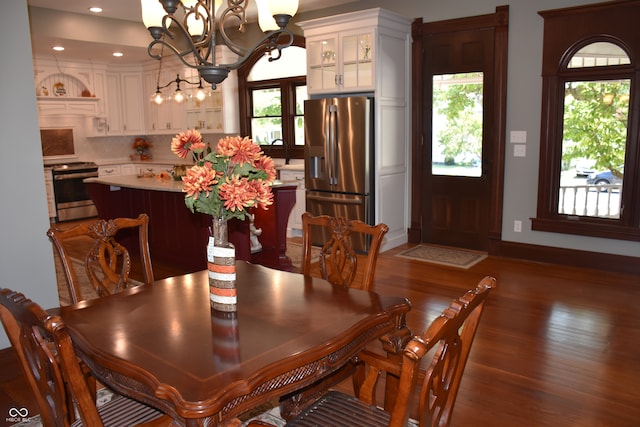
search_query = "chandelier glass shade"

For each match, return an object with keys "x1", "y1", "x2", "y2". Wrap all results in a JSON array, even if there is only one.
[{"x1": 140, "y1": 0, "x2": 299, "y2": 88}]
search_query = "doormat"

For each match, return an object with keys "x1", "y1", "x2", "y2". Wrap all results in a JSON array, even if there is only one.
[{"x1": 396, "y1": 244, "x2": 487, "y2": 269}]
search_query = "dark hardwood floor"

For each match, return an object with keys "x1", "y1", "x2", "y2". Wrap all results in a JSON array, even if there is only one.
[{"x1": 2, "y1": 221, "x2": 639, "y2": 426}]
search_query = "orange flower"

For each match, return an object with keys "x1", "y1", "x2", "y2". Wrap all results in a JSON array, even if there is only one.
[
  {"x1": 219, "y1": 176, "x2": 256, "y2": 212},
  {"x1": 217, "y1": 136, "x2": 262, "y2": 166},
  {"x1": 182, "y1": 162, "x2": 217, "y2": 199},
  {"x1": 254, "y1": 155, "x2": 277, "y2": 182},
  {"x1": 250, "y1": 179, "x2": 274, "y2": 209},
  {"x1": 171, "y1": 129, "x2": 203, "y2": 159}
]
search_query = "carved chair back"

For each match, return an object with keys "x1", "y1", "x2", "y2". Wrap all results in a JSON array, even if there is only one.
[
  {"x1": 301, "y1": 212, "x2": 389, "y2": 291},
  {"x1": 0, "y1": 288, "x2": 71, "y2": 426},
  {"x1": 47, "y1": 214, "x2": 153, "y2": 304},
  {"x1": 279, "y1": 276, "x2": 496, "y2": 427},
  {"x1": 0, "y1": 288, "x2": 171, "y2": 427}
]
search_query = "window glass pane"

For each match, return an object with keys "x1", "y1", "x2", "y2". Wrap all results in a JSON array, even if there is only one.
[
  {"x1": 247, "y1": 46, "x2": 307, "y2": 81},
  {"x1": 567, "y1": 42, "x2": 630, "y2": 68},
  {"x1": 296, "y1": 86, "x2": 307, "y2": 115},
  {"x1": 295, "y1": 85, "x2": 308, "y2": 146},
  {"x1": 252, "y1": 88, "x2": 281, "y2": 116},
  {"x1": 251, "y1": 88, "x2": 282, "y2": 146},
  {"x1": 559, "y1": 79, "x2": 629, "y2": 218},
  {"x1": 432, "y1": 73, "x2": 483, "y2": 177},
  {"x1": 251, "y1": 117, "x2": 282, "y2": 145}
]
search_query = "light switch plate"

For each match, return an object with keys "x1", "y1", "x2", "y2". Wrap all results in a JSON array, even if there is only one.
[
  {"x1": 510, "y1": 130, "x2": 527, "y2": 143},
  {"x1": 514, "y1": 145, "x2": 526, "y2": 157}
]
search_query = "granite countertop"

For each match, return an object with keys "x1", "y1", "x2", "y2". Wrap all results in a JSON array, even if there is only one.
[{"x1": 85, "y1": 176, "x2": 293, "y2": 193}]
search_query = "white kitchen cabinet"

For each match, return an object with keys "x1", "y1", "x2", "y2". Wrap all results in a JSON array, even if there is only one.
[
  {"x1": 102, "y1": 73, "x2": 124, "y2": 135},
  {"x1": 185, "y1": 86, "x2": 225, "y2": 133},
  {"x1": 305, "y1": 30, "x2": 373, "y2": 93},
  {"x1": 279, "y1": 169, "x2": 305, "y2": 237},
  {"x1": 120, "y1": 164, "x2": 136, "y2": 176},
  {"x1": 120, "y1": 73, "x2": 145, "y2": 134},
  {"x1": 135, "y1": 163, "x2": 174, "y2": 177},
  {"x1": 182, "y1": 61, "x2": 239, "y2": 134},
  {"x1": 98, "y1": 72, "x2": 145, "y2": 136},
  {"x1": 300, "y1": 9, "x2": 409, "y2": 96},
  {"x1": 299, "y1": 8, "x2": 412, "y2": 250},
  {"x1": 98, "y1": 165, "x2": 121, "y2": 177},
  {"x1": 143, "y1": 67, "x2": 185, "y2": 134}
]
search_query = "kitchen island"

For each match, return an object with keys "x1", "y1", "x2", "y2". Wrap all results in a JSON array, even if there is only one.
[{"x1": 85, "y1": 175, "x2": 296, "y2": 274}]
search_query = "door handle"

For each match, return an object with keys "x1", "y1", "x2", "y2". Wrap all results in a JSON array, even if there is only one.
[
  {"x1": 328, "y1": 104, "x2": 338, "y2": 185},
  {"x1": 307, "y1": 194, "x2": 362, "y2": 205}
]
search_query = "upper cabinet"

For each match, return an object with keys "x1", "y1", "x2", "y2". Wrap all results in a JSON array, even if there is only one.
[
  {"x1": 143, "y1": 62, "x2": 185, "y2": 134},
  {"x1": 182, "y1": 67, "x2": 226, "y2": 133},
  {"x1": 305, "y1": 30, "x2": 374, "y2": 93},
  {"x1": 103, "y1": 72, "x2": 145, "y2": 135},
  {"x1": 299, "y1": 8, "x2": 411, "y2": 96},
  {"x1": 87, "y1": 67, "x2": 145, "y2": 137}
]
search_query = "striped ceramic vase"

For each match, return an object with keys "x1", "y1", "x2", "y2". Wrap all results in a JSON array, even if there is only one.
[{"x1": 208, "y1": 217, "x2": 237, "y2": 312}]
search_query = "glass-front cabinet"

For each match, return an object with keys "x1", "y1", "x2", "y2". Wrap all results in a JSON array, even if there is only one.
[
  {"x1": 184, "y1": 85, "x2": 224, "y2": 132},
  {"x1": 306, "y1": 30, "x2": 374, "y2": 94}
]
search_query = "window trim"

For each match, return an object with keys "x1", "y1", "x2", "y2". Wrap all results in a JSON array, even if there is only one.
[
  {"x1": 532, "y1": 1, "x2": 640, "y2": 242},
  {"x1": 238, "y1": 35, "x2": 306, "y2": 162}
]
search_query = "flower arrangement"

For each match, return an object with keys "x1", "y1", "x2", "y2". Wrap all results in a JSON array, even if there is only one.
[
  {"x1": 171, "y1": 130, "x2": 276, "y2": 221},
  {"x1": 131, "y1": 137, "x2": 152, "y2": 161}
]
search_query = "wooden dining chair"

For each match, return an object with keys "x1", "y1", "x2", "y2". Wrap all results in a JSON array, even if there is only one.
[
  {"x1": 0, "y1": 288, "x2": 174, "y2": 427},
  {"x1": 47, "y1": 214, "x2": 154, "y2": 304},
  {"x1": 301, "y1": 212, "x2": 389, "y2": 291},
  {"x1": 248, "y1": 276, "x2": 496, "y2": 427}
]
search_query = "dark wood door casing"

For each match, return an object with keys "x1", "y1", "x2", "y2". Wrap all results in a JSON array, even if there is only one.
[{"x1": 409, "y1": 6, "x2": 508, "y2": 253}]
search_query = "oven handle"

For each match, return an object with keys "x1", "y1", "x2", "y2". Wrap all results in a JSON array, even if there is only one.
[{"x1": 54, "y1": 172, "x2": 98, "y2": 180}]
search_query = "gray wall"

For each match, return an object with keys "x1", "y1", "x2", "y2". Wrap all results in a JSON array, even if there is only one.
[{"x1": 0, "y1": 0, "x2": 59, "y2": 348}]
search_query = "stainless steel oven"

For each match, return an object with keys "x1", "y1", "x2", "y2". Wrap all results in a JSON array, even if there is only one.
[{"x1": 51, "y1": 162, "x2": 99, "y2": 222}]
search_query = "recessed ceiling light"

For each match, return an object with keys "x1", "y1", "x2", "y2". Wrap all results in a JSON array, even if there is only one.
[
  {"x1": 52, "y1": 46, "x2": 64, "y2": 52},
  {"x1": 112, "y1": 52, "x2": 124, "y2": 58},
  {"x1": 89, "y1": 7, "x2": 103, "y2": 13}
]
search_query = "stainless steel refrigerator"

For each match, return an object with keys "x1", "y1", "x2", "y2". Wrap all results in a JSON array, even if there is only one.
[{"x1": 304, "y1": 96, "x2": 374, "y2": 252}]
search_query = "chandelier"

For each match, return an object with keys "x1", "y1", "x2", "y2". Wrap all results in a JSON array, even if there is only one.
[{"x1": 140, "y1": 0, "x2": 299, "y2": 88}]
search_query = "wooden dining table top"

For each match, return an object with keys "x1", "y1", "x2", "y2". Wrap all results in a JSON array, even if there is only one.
[{"x1": 60, "y1": 261, "x2": 411, "y2": 427}]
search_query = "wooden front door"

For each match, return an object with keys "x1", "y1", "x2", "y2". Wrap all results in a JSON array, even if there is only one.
[{"x1": 410, "y1": 7, "x2": 509, "y2": 252}]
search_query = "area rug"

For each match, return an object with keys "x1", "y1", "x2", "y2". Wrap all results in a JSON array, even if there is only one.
[
  {"x1": 286, "y1": 241, "x2": 320, "y2": 269},
  {"x1": 396, "y1": 244, "x2": 487, "y2": 269}
]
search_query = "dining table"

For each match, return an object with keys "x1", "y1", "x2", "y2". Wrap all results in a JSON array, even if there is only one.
[{"x1": 60, "y1": 261, "x2": 412, "y2": 427}]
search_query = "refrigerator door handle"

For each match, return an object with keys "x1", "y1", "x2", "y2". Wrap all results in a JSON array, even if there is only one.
[
  {"x1": 307, "y1": 193, "x2": 362, "y2": 205},
  {"x1": 328, "y1": 104, "x2": 338, "y2": 186}
]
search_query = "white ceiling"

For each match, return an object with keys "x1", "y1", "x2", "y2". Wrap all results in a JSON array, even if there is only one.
[{"x1": 27, "y1": 0, "x2": 357, "y2": 64}]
